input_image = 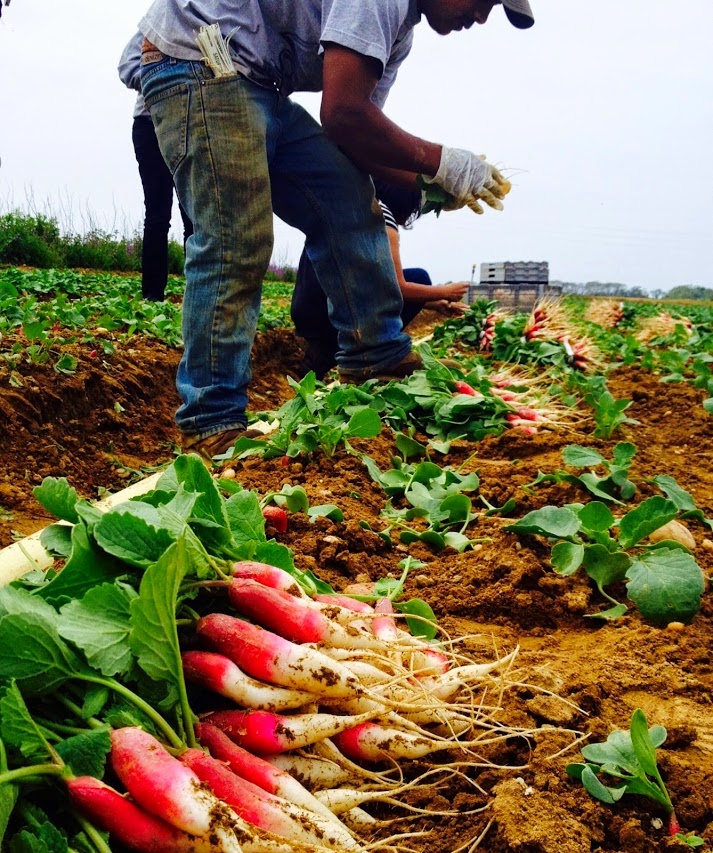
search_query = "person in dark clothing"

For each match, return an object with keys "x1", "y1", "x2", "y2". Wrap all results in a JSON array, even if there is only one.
[
  {"x1": 291, "y1": 179, "x2": 469, "y2": 379},
  {"x1": 132, "y1": 112, "x2": 193, "y2": 301}
]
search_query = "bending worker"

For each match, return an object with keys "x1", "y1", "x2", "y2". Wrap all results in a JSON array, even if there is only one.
[{"x1": 130, "y1": 0, "x2": 534, "y2": 458}]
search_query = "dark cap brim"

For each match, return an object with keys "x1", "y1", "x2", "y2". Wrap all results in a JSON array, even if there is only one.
[{"x1": 503, "y1": 0, "x2": 535, "y2": 28}]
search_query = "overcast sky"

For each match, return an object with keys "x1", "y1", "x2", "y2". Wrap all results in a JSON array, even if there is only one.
[{"x1": 1, "y1": 1, "x2": 711, "y2": 292}]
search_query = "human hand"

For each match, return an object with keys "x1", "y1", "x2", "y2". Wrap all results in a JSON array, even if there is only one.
[
  {"x1": 421, "y1": 147, "x2": 511, "y2": 213},
  {"x1": 437, "y1": 282, "x2": 469, "y2": 303},
  {"x1": 426, "y1": 299, "x2": 469, "y2": 316}
]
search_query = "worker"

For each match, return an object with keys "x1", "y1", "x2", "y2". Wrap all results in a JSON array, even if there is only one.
[
  {"x1": 291, "y1": 178, "x2": 470, "y2": 380},
  {"x1": 130, "y1": 0, "x2": 534, "y2": 458}
]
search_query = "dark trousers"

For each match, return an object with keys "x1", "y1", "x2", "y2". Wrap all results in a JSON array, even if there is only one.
[
  {"x1": 291, "y1": 249, "x2": 431, "y2": 377},
  {"x1": 132, "y1": 115, "x2": 193, "y2": 301}
]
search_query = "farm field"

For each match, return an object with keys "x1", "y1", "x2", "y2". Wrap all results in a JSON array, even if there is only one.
[{"x1": 1, "y1": 267, "x2": 712, "y2": 852}]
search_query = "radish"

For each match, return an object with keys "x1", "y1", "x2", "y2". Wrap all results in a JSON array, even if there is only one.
[
  {"x1": 232, "y1": 561, "x2": 308, "y2": 598},
  {"x1": 372, "y1": 598, "x2": 399, "y2": 643},
  {"x1": 183, "y1": 650, "x2": 315, "y2": 711},
  {"x1": 264, "y1": 754, "x2": 357, "y2": 791},
  {"x1": 202, "y1": 709, "x2": 377, "y2": 755},
  {"x1": 332, "y1": 722, "x2": 460, "y2": 762},
  {"x1": 196, "y1": 723, "x2": 341, "y2": 823},
  {"x1": 226, "y1": 579, "x2": 389, "y2": 651},
  {"x1": 109, "y1": 727, "x2": 244, "y2": 852},
  {"x1": 180, "y1": 749, "x2": 364, "y2": 853},
  {"x1": 313, "y1": 595, "x2": 374, "y2": 615},
  {"x1": 66, "y1": 776, "x2": 224, "y2": 853},
  {"x1": 261, "y1": 506, "x2": 288, "y2": 533},
  {"x1": 453, "y1": 381, "x2": 480, "y2": 397},
  {"x1": 196, "y1": 613, "x2": 362, "y2": 698}
]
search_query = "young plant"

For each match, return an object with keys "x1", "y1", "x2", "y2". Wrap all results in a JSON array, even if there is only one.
[
  {"x1": 504, "y1": 497, "x2": 706, "y2": 623},
  {"x1": 566, "y1": 708, "x2": 704, "y2": 847}
]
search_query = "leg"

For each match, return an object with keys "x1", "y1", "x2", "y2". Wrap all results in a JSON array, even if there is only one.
[
  {"x1": 401, "y1": 267, "x2": 432, "y2": 328},
  {"x1": 269, "y1": 100, "x2": 411, "y2": 375},
  {"x1": 132, "y1": 115, "x2": 174, "y2": 301},
  {"x1": 142, "y1": 59, "x2": 275, "y2": 437},
  {"x1": 290, "y1": 249, "x2": 338, "y2": 379}
]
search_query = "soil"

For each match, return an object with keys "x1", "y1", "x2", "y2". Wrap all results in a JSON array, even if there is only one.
[{"x1": 1, "y1": 315, "x2": 712, "y2": 852}]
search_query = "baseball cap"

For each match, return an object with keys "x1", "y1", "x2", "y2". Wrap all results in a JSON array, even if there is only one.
[{"x1": 502, "y1": 0, "x2": 534, "y2": 29}]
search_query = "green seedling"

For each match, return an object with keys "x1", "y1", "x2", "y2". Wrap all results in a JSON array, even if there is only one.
[
  {"x1": 504, "y1": 496, "x2": 706, "y2": 624},
  {"x1": 567, "y1": 709, "x2": 704, "y2": 847}
]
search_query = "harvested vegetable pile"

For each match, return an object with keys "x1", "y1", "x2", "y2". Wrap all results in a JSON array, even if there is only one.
[{"x1": 1, "y1": 280, "x2": 713, "y2": 852}]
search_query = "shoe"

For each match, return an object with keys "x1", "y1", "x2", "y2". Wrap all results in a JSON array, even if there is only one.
[
  {"x1": 183, "y1": 425, "x2": 264, "y2": 462},
  {"x1": 297, "y1": 340, "x2": 338, "y2": 381},
  {"x1": 338, "y1": 350, "x2": 424, "y2": 385}
]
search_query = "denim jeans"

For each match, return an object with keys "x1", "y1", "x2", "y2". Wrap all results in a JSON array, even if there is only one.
[
  {"x1": 291, "y1": 249, "x2": 431, "y2": 364},
  {"x1": 132, "y1": 115, "x2": 193, "y2": 301},
  {"x1": 141, "y1": 57, "x2": 410, "y2": 438}
]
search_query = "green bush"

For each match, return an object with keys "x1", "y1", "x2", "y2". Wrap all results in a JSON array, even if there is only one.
[{"x1": 0, "y1": 213, "x2": 63, "y2": 268}]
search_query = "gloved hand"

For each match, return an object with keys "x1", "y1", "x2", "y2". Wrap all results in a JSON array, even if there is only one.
[{"x1": 421, "y1": 147, "x2": 509, "y2": 213}]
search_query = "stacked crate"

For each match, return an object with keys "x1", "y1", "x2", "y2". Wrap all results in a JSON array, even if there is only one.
[{"x1": 466, "y1": 261, "x2": 560, "y2": 310}]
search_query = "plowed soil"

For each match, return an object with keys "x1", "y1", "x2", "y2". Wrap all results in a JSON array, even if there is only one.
[{"x1": 1, "y1": 320, "x2": 712, "y2": 852}]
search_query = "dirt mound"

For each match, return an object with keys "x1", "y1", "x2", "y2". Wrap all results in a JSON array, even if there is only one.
[{"x1": 1, "y1": 327, "x2": 712, "y2": 851}]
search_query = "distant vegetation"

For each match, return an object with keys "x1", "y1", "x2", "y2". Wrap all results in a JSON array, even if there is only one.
[
  {"x1": 0, "y1": 210, "x2": 296, "y2": 282},
  {"x1": 553, "y1": 280, "x2": 713, "y2": 302}
]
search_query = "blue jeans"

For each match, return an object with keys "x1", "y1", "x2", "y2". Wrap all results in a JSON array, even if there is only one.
[{"x1": 141, "y1": 57, "x2": 410, "y2": 438}]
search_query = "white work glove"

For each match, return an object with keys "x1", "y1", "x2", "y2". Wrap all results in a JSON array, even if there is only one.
[{"x1": 422, "y1": 146, "x2": 509, "y2": 214}]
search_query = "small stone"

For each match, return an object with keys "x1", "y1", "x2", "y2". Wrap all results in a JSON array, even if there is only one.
[
  {"x1": 322, "y1": 535, "x2": 342, "y2": 545},
  {"x1": 221, "y1": 468, "x2": 237, "y2": 479},
  {"x1": 514, "y1": 542, "x2": 522, "y2": 551},
  {"x1": 666, "y1": 621, "x2": 686, "y2": 632},
  {"x1": 702, "y1": 538, "x2": 713, "y2": 552},
  {"x1": 414, "y1": 574, "x2": 432, "y2": 588}
]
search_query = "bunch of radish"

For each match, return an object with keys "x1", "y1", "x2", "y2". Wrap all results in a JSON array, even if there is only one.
[
  {"x1": 634, "y1": 312, "x2": 694, "y2": 343},
  {"x1": 583, "y1": 299, "x2": 625, "y2": 329},
  {"x1": 61, "y1": 559, "x2": 535, "y2": 851},
  {"x1": 478, "y1": 309, "x2": 508, "y2": 351},
  {"x1": 523, "y1": 299, "x2": 602, "y2": 372}
]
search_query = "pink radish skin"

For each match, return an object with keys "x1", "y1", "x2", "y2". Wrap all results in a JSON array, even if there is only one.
[
  {"x1": 180, "y1": 749, "x2": 363, "y2": 852},
  {"x1": 313, "y1": 595, "x2": 374, "y2": 616},
  {"x1": 66, "y1": 776, "x2": 223, "y2": 853},
  {"x1": 333, "y1": 723, "x2": 453, "y2": 762},
  {"x1": 109, "y1": 728, "x2": 243, "y2": 852},
  {"x1": 197, "y1": 613, "x2": 362, "y2": 698},
  {"x1": 183, "y1": 650, "x2": 314, "y2": 711},
  {"x1": 232, "y1": 561, "x2": 307, "y2": 598},
  {"x1": 196, "y1": 723, "x2": 340, "y2": 824},
  {"x1": 227, "y1": 579, "x2": 387, "y2": 651},
  {"x1": 372, "y1": 598, "x2": 399, "y2": 642},
  {"x1": 453, "y1": 381, "x2": 479, "y2": 397},
  {"x1": 203, "y1": 709, "x2": 376, "y2": 755}
]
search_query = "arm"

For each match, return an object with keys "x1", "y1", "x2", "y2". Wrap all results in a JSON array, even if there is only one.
[
  {"x1": 386, "y1": 228, "x2": 469, "y2": 307},
  {"x1": 321, "y1": 44, "x2": 442, "y2": 180}
]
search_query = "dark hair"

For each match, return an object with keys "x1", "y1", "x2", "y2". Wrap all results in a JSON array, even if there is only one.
[{"x1": 372, "y1": 178, "x2": 422, "y2": 229}]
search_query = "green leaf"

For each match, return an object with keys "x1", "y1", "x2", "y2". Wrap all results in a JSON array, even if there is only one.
[
  {"x1": 582, "y1": 545, "x2": 631, "y2": 590},
  {"x1": 551, "y1": 542, "x2": 585, "y2": 576},
  {"x1": 587, "y1": 602, "x2": 628, "y2": 621},
  {"x1": 0, "y1": 682, "x2": 52, "y2": 762},
  {"x1": 577, "y1": 502, "x2": 615, "y2": 533},
  {"x1": 346, "y1": 408, "x2": 382, "y2": 439},
  {"x1": 225, "y1": 491, "x2": 266, "y2": 547},
  {"x1": 58, "y1": 583, "x2": 137, "y2": 677},
  {"x1": 581, "y1": 765, "x2": 627, "y2": 804},
  {"x1": 163, "y1": 455, "x2": 232, "y2": 545},
  {"x1": 652, "y1": 476, "x2": 697, "y2": 512},
  {"x1": 626, "y1": 547, "x2": 705, "y2": 625},
  {"x1": 0, "y1": 587, "x2": 59, "y2": 624},
  {"x1": 94, "y1": 506, "x2": 175, "y2": 568},
  {"x1": 618, "y1": 496, "x2": 678, "y2": 550},
  {"x1": 32, "y1": 478, "x2": 80, "y2": 524},
  {"x1": 0, "y1": 781, "x2": 18, "y2": 847},
  {"x1": 37, "y1": 522, "x2": 127, "y2": 606},
  {"x1": 629, "y1": 709, "x2": 660, "y2": 780},
  {"x1": 307, "y1": 505, "x2": 344, "y2": 522},
  {"x1": 0, "y1": 613, "x2": 84, "y2": 696},
  {"x1": 441, "y1": 531, "x2": 472, "y2": 552},
  {"x1": 505, "y1": 506, "x2": 581, "y2": 539},
  {"x1": 395, "y1": 433, "x2": 427, "y2": 461},
  {"x1": 56, "y1": 728, "x2": 111, "y2": 779},
  {"x1": 38, "y1": 525, "x2": 73, "y2": 559},
  {"x1": 562, "y1": 445, "x2": 605, "y2": 468},
  {"x1": 129, "y1": 538, "x2": 188, "y2": 701},
  {"x1": 396, "y1": 598, "x2": 438, "y2": 640}
]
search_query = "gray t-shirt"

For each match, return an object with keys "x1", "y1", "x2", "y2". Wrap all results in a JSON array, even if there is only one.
[{"x1": 137, "y1": 0, "x2": 421, "y2": 107}]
